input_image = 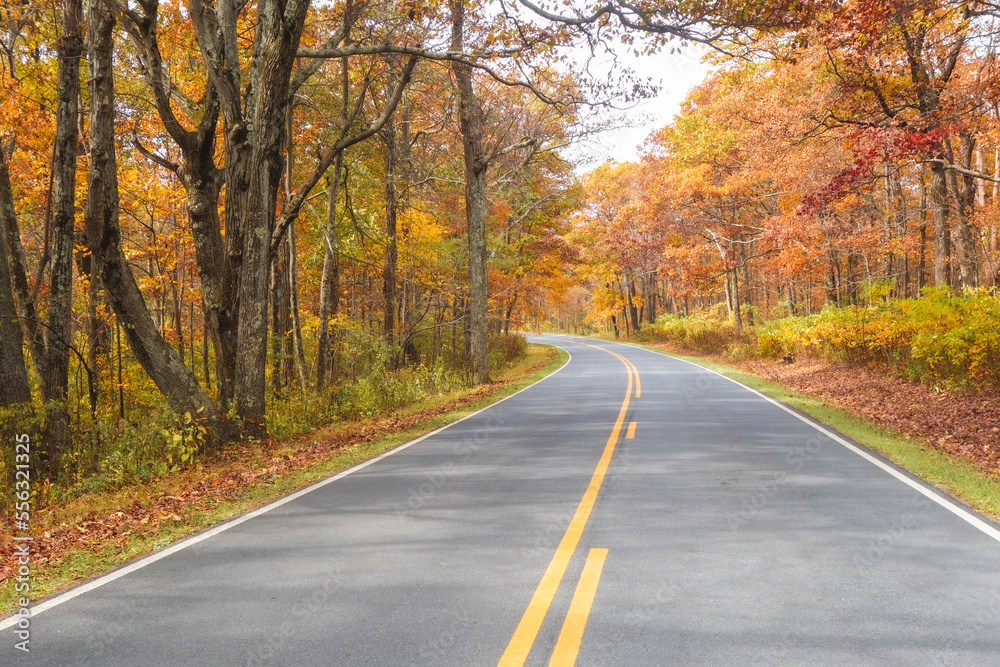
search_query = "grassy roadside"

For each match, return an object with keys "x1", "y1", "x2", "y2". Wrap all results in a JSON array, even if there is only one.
[
  {"x1": 1, "y1": 344, "x2": 567, "y2": 616},
  {"x1": 621, "y1": 340, "x2": 1000, "y2": 524}
]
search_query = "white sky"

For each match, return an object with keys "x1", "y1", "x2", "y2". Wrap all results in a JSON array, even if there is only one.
[{"x1": 567, "y1": 44, "x2": 715, "y2": 169}]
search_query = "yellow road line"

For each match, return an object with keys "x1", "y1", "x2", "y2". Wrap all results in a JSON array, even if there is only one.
[
  {"x1": 624, "y1": 358, "x2": 640, "y2": 398},
  {"x1": 570, "y1": 340, "x2": 641, "y2": 398},
  {"x1": 626, "y1": 422, "x2": 636, "y2": 439},
  {"x1": 498, "y1": 344, "x2": 637, "y2": 666},
  {"x1": 548, "y1": 548, "x2": 609, "y2": 667}
]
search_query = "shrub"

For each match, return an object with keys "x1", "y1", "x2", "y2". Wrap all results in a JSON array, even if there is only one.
[
  {"x1": 755, "y1": 288, "x2": 1000, "y2": 391},
  {"x1": 488, "y1": 333, "x2": 528, "y2": 372},
  {"x1": 637, "y1": 313, "x2": 748, "y2": 356}
]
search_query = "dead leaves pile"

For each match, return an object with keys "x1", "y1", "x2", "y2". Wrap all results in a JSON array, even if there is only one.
[{"x1": 731, "y1": 357, "x2": 1000, "y2": 474}]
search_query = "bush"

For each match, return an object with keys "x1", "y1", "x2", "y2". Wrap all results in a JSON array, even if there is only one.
[
  {"x1": 266, "y1": 358, "x2": 472, "y2": 439},
  {"x1": 0, "y1": 403, "x2": 216, "y2": 512},
  {"x1": 637, "y1": 313, "x2": 748, "y2": 356},
  {"x1": 488, "y1": 333, "x2": 528, "y2": 372},
  {"x1": 755, "y1": 288, "x2": 1000, "y2": 391}
]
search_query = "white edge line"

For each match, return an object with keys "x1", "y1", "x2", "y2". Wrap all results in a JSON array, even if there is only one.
[
  {"x1": 613, "y1": 339, "x2": 1000, "y2": 544},
  {"x1": 1, "y1": 344, "x2": 573, "y2": 630}
]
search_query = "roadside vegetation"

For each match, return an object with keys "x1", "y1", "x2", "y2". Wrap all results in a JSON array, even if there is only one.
[
  {"x1": 0, "y1": 339, "x2": 562, "y2": 615},
  {"x1": 638, "y1": 288, "x2": 1000, "y2": 395}
]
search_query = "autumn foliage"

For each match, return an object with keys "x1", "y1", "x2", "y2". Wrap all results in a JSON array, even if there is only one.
[
  {"x1": 568, "y1": 1, "x2": 1000, "y2": 374},
  {"x1": 3, "y1": 0, "x2": 1000, "y2": 505},
  {"x1": 0, "y1": 0, "x2": 582, "y2": 503}
]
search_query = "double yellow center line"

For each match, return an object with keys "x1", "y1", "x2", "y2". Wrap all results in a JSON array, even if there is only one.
[{"x1": 498, "y1": 343, "x2": 639, "y2": 666}]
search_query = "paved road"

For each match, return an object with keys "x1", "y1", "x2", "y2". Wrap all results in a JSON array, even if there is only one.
[{"x1": 4, "y1": 336, "x2": 1000, "y2": 665}]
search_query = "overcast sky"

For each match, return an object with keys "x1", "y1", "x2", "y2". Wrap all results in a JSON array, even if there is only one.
[{"x1": 566, "y1": 44, "x2": 715, "y2": 170}]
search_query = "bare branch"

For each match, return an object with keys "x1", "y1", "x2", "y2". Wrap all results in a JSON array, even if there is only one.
[
  {"x1": 270, "y1": 55, "x2": 420, "y2": 254},
  {"x1": 131, "y1": 128, "x2": 180, "y2": 172},
  {"x1": 923, "y1": 158, "x2": 1000, "y2": 183},
  {"x1": 296, "y1": 44, "x2": 568, "y2": 106}
]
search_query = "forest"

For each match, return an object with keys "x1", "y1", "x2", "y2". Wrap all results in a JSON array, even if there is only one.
[
  {"x1": 1, "y1": 0, "x2": 999, "y2": 504},
  {"x1": 569, "y1": 0, "x2": 1000, "y2": 399}
]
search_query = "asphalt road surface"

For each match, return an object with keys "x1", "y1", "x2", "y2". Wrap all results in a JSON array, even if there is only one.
[{"x1": 4, "y1": 335, "x2": 1000, "y2": 666}]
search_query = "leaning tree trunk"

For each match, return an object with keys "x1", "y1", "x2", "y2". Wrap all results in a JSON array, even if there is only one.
[
  {"x1": 450, "y1": 0, "x2": 490, "y2": 384},
  {"x1": 120, "y1": 0, "x2": 236, "y2": 409},
  {"x1": 85, "y1": 0, "x2": 219, "y2": 423}
]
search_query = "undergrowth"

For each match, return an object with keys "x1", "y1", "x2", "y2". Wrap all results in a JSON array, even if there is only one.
[
  {"x1": 1, "y1": 332, "x2": 529, "y2": 514},
  {"x1": 635, "y1": 287, "x2": 1000, "y2": 393}
]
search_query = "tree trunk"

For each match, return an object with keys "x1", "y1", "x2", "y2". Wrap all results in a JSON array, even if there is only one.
[
  {"x1": 382, "y1": 117, "x2": 398, "y2": 350},
  {"x1": 947, "y1": 164, "x2": 976, "y2": 289},
  {"x1": 946, "y1": 135, "x2": 977, "y2": 288},
  {"x1": 287, "y1": 221, "x2": 309, "y2": 392},
  {"x1": 504, "y1": 293, "x2": 517, "y2": 335},
  {"x1": 232, "y1": 0, "x2": 311, "y2": 434},
  {"x1": 916, "y1": 168, "x2": 929, "y2": 293},
  {"x1": 270, "y1": 236, "x2": 292, "y2": 392},
  {"x1": 122, "y1": 1, "x2": 234, "y2": 409},
  {"x1": 930, "y1": 160, "x2": 952, "y2": 287},
  {"x1": 85, "y1": 265, "x2": 103, "y2": 417},
  {"x1": 645, "y1": 272, "x2": 657, "y2": 324},
  {"x1": 44, "y1": 0, "x2": 83, "y2": 426},
  {"x1": 85, "y1": 0, "x2": 218, "y2": 424},
  {"x1": 317, "y1": 159, "x2": 343, "y2": 390},
  {"x1": 450, "y1": 0, "x2": 490, "y2": 384},
  {"x1": 624, "y1": 270, "x2": 640, "y2": 333},
  {"x1": 0, "y1": 160, "x2": 31, "y2": 405},
  {"x1": 730, "y1": 267, "x2": 742, "y2": 331},
  {"x1": 740, "y1": 241, "x2": 754, "y2": 326}
]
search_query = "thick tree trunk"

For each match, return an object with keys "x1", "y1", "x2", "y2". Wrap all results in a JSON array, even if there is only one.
[
  {"x1": 85, "y1": 0, "x2": 218, "y2": 423},
  {"x1": 44, "y1": 0, "x2": 82, "y2": 419},
  {"x1": 451, "y1": 0, "x2": 490, "y2": 384},
  {"x1": 122, "y1": 1, "x2": 235, "y2": 408},
  {"x1": 0, "y1": 147, "x2": 47, "y2": 390},
  {"x1": 946, "y1": 135, "x2": 977, "y2": 288},
  {"x1": 232, "y1": 0, "x2": 310, "y2": 434},
  {"x1": 947, "y1": 164, "x2": 976, "y2": 289},
  {"x1": 0, "y1": 158, "x2": 31, "y2": 405}
]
